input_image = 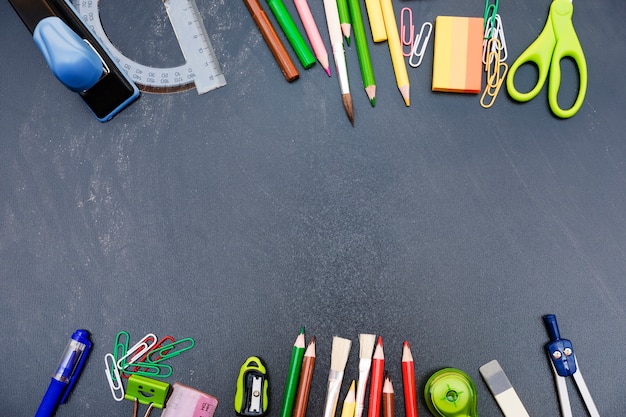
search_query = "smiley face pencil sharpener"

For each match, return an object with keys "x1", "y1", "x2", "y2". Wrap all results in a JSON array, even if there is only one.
[{"x1": 125, "y1": 374, "x2": 171, "y2": 409}]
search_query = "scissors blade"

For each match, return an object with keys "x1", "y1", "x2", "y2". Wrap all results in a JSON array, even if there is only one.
[{"x1": 572, "y1": 366, "x2": 601, "y2": 417}]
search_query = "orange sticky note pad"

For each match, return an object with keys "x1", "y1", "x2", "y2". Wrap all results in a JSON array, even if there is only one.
[{"x1": 432, "y1": 16, "x2": 483, "y2": 94}]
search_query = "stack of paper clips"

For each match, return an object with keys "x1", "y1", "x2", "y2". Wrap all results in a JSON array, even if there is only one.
[
  {"x1": 480, "y1": 0, "x2": 508, "y2": 108},
  {"x1": 105, "y1": 331, "x2": 195, "y2": 401}
]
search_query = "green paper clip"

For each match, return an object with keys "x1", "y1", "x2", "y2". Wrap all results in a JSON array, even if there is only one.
[
  {"x1": 424, "y1": 368, "x2": 478, "y2": 417},
  {"x1": 123, "y1": 362, "x2": 173, "y2": 378},
  {"x1": 147, "y1": 337, "x2": 195, "y2": 363},
  {"x1": 113, "y1": 331, "x2": 130, "y2": 368}
]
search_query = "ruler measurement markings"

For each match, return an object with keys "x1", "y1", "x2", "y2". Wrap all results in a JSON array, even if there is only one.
[{"x1": 71, "y1": 0, "x2": 225, "y2": 93}]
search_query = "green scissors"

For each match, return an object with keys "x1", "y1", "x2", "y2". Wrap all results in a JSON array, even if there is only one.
[{"x1": 506, "y1": 0, "x2": 587, "y2": 118}]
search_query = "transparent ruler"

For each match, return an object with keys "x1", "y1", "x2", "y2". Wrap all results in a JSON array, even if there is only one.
[{"x1": 71, "y1": 0, "x2": 226, "y2": 94}]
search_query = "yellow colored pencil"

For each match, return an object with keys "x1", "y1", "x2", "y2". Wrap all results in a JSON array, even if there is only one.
[
  {"x1": 379, "y1": 0, "x2": 410, "y2": 106},
  {"x1": 364, "y1": 0, "x2": 387, "y2": 42},
  {"x1": 342, "y1": 381, "x2": 357, "y2": 417}
]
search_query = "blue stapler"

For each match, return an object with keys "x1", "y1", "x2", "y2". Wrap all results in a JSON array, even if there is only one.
[{"x1": 9, "y1": 0, "x2": 139, "y2": 122}]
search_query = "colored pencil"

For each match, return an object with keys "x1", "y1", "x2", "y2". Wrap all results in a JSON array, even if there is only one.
[
  {"x1": 368, "y1": 336, "x2": 385, "y2": 417},
  {"x1": 364, "y1": 0, "x2": 386, "y2": 42},
  {"x1": 383, "y1": 373, "x2": 395, "y2": 417},
  {"x1": 355, "y1": 334, "x2": 376, "y2": 417},
  {"x1": 347, "y1": 0, "x2": 376, "y2": 106},
  {"x1": 341, "y1": 381, "x2": 357, "y2": 417},
  {"x1": 293, "y1": 0, "x2": 331, "y2": 76},
  {"x1": 323, "y1": 0, "x2": 354, "y2": 126},
  {"x1": 293, "y1": 336, "x2": 316, "y2": 417},
  {"x1": 402, "y1": 342, "x2": 418, "y2": 417},
  {"x1": 266, "y1": 0, "x2": 316, "y2": 69},
  {"x1": 379, "y1": 0, "x2": 410, "y2": 106},
  {"x1": 322, "y1": 336, "x2": 352, "y2": 417},
  {"x1": 243, "y1": 0, "x2": 299, "y2": 81},
  {"x1": 280, "y1": 327, "x2": 306, "y2": 417},
  {"x1": 336, "y1": 0, "x2": 351, "y2": 45}
]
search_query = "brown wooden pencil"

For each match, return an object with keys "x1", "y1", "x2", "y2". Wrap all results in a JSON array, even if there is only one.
[
  {"x1": 383, "y1": 373, "x2": 395, "y2": 417},
  {"x1": 292, "y1": 336, "x2": 316, "y2": 417},
  {"x1": 242, "y1": 0, "x2": 300, "y2": 82}
]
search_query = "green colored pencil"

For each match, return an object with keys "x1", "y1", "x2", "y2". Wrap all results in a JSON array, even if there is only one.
[
  {"x1": 348, "y1": 0, "x2": 376, "y2": 106},
  {"x1": 280, "y1": 327, "x2": 306, "y2": 417},
  {"x1": 266, "y1": 0, "x2": 316, "y2": 69},
  {"x1": 337, "y1": 0, "x2": 351, "y2": 45}
]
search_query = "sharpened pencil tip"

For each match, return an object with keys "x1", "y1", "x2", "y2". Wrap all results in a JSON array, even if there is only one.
[
  {"x1": 370, "y1": 97, "x2": 376, "y2": 107},
  {"x1": 342, "y1": 93, "x2": 354, "y2": 126},
  {"x1": 325, "y1": 67, "x2": 331, "y2": 77}
]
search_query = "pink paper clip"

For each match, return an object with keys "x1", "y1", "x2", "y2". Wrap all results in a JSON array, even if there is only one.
[{"x1": 400, "y1": 8, "x2": 414, "y2": 57}]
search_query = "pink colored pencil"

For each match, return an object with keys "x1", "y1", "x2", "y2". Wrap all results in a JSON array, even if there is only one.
[{"x1": 294, "y1": 0, "x2": 331, "y2": 76}]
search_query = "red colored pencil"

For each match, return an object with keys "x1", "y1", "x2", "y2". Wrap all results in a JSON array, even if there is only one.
[
  {"x1": 368, "y1": 336, "x2": 385, "y2": 417},
  {"x1": 402, "y1": 341, "x2": 418, "y2": 417}
]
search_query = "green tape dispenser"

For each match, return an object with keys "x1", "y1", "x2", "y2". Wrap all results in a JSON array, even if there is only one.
[
  {"x1": 234, "y1": 356, "x2": 269, "y2": 417},
  {"x1": 424, "y1": 368, "x2": 478, "y2": 417}
]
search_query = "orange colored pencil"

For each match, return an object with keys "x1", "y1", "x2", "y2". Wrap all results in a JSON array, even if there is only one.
[
  {"x1": 401, "y1": 342, "x2": 418, "y2": 417},
  {"x1": 292, "y1": 336, "x2": 316, "y2": 417},
  {"x1": 368, "y1": 336, "x2": 385, "y2": 417}
]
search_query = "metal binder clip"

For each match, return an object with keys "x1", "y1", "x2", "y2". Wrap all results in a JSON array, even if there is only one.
[
  {"x1": 400, "y1": 8, "x2": 414, "y2": 57},
  {"x1": 408, "y1": 22, "x2": 432, "y2": 68},
  {"x1": 543, "y1": 314, "x2": 601, "y2": 417}
]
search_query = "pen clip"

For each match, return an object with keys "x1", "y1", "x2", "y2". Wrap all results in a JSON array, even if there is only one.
[{"x1": 61, "y1": 330, "x2": 93, "y2": 404}]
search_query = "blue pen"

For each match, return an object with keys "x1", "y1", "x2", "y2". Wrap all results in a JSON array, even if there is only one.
[{"x1": 35, "y1": 329, "x2": 92, "y2": 417}]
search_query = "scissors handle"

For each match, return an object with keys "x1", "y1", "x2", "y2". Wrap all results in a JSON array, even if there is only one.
[
  {"x1": 506, "y1": 21, "x2": 555, "y2": 102},
  {"x1": 506, "y1": 0, "x2": 587, "y2": 118},
  {"x1": 547, "y1": 1, "x2": 587, "y2": 118}
]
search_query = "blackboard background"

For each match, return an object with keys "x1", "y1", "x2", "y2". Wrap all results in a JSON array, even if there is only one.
[{"x1": 2, "y1": 0, "x2": 625, "y2": 416}]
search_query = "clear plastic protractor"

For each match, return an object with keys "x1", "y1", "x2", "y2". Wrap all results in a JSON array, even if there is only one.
[{"x1": 71, "y1": 0, "x2": 226, "y2": 93}]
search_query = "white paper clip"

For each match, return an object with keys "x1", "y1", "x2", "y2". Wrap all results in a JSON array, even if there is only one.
[
  {"x1": 408, "y1": 22, "x2": 433, "y2": 68},
  {"x1": 482, "y1": 14, "x2": 507, "y2": 65},
  {"x1": 105, "y1": 353, "x2": 125, "y2": 401},
  {"x1": 116, "y1": 333, "x2": 157, "y2": 370},
  {"x1": 400, "y1": 8, "x2": 415, "y2": 57}
]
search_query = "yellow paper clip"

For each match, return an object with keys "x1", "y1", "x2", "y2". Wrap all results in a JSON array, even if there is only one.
[
  {"x1": 480, "y1": 38, "x2": 508, "y2": 108},
  {"x1": 400, "y1": 8, "x2": 414, "y2": 57},
  {"x1": 408, "y1": 22, "x2": 432, "y2": 68}
]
